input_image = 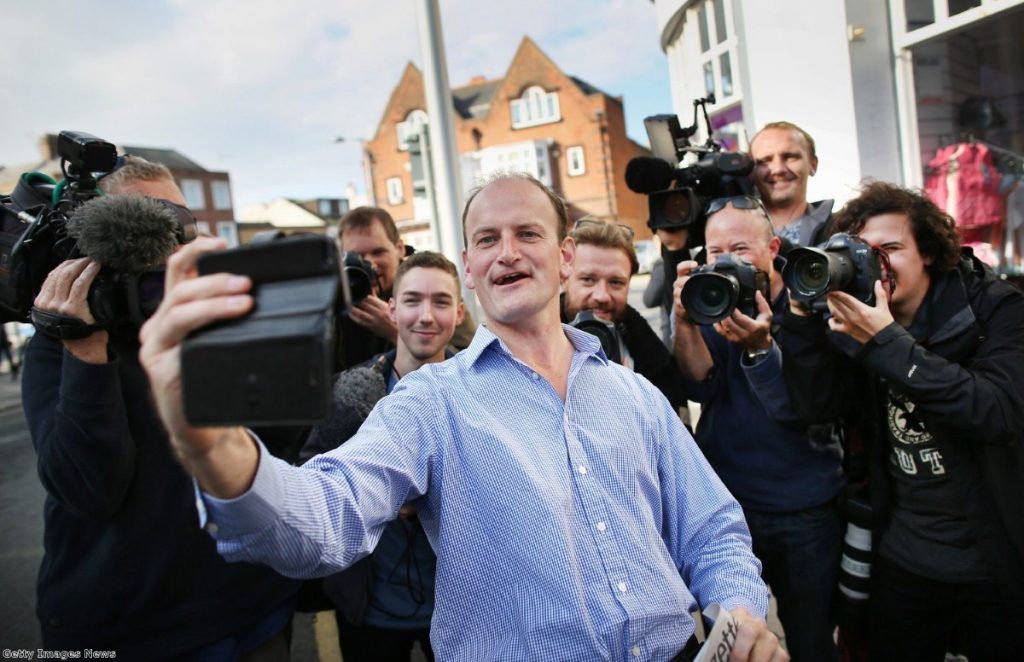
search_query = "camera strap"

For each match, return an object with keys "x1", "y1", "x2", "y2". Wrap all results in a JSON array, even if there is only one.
[{"x1": 30, "y1": 307, "x2": 105, "y2": 340}]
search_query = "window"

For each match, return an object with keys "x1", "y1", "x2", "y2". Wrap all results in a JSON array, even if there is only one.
[
  {"x1": 211, "y1": 181, "x2": 232, "y2": 211},
  {"x1": 386, "y1": 177, "x2": 404, "y2": 205},
  {"x1": 567, "y1": 146, "x2": 586, "y2": 176},
  {"x1": 396, "y1": 109, "x2": 429, "y2": 151},
  {"x1": 694, "y1": 0, "x2": 739, "y2": 104},
  {"x1": 181, "y1": 179, "x2": 206, "y2": 210},
  {"x1": 215, "y1": 221, "x2": 238, "y2": 247},
  {"x1": 196, "y1": 221, "x2": 212, "y2": 237},
  {"x1": 510, "y1": 86, "x2": 561, "y2": 129},
  {"x1": 319, "y1": 199, "x2": 333, "y2": 217}
]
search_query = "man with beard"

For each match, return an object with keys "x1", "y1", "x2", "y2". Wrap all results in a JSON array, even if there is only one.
[{"x1": 561, "y1": 218, "x2": 689, "y2": 409}]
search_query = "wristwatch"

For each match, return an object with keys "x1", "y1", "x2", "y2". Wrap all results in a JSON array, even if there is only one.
[{"x1": 745, "y1": 345, "x2": 771, "y2": 361}]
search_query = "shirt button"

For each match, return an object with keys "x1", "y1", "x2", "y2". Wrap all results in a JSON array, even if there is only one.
[
  {"x1": 578, "y1": 466, "x2": 588, "y2": 475},
  {"x1": 531, "y1": 371, "x2": 540, "y2": 380},
  {"x1": 205, "y1": 522, "x2": 219, "y2": 534},
  {"x1": 617, "y1": 581, "x2": 628, "y2": 593},
  {"x1": 596, "y1": 521, "x2": 606, "y2": 532},
  {"x1": 632, "y1": 645, "x2": 642, "y2": 657}
]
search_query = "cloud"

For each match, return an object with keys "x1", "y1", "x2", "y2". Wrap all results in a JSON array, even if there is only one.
[{"x1": 1, "y1": 0, "x2": 669, "y2": 207}]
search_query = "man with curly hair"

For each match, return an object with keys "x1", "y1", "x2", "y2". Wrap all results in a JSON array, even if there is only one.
[{"x1": 779, "y1": 181, "x2": 1024, "y2": 659}]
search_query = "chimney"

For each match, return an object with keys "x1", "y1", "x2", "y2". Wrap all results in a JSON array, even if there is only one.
[{"x1": 468, "y1": 75, "x2": 487, "y2": 85}]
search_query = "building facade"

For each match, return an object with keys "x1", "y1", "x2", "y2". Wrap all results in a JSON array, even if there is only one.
[
  {"x1": 1, "y1": 134, "x2": 241, "y2": 247},
  {"x1": 236, "y1": 197, "x2": 349, "y2": 244},
  {"x1": 655, "y1": 0, "x2": 1024, "y2": 269},
  {"x1": 364, "y1": 36, "x2": 652, "y2": 250}
]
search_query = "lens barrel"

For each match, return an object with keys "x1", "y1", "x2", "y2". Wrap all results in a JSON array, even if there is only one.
[
  {"x1": 783, "y1": 247, "x2": 855, "y2": 299},
  {"x1": 681, "y1": 271, "x2": 740, "y2": 325}
]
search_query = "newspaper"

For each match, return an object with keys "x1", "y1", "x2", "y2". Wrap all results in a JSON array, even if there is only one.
[{"x1": 693, "y1": 604, "x2": 742, "y2": 662}]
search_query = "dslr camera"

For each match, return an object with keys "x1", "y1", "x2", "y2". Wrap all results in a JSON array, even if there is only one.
[
  {"x1": 181, "y1": 234, "x2": 373, "y2": 427},
  {"x1": 681, "y1": 253, "x2": 769, "y2": 325},
  {"x1": 783, "y1": 233, "x2": 891, "y2": 313},
  {"x1": 0, "y1": 131, "x2": 191, "y2": 335},
  {"x1": 625, "y1": 95, "x2": 754, "y2": 243},
  {"x1": 569, "y1": 310, "x2": 622, "y2": 364}
]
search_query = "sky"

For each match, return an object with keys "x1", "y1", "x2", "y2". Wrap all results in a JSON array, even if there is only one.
[{"x1": 1, "y1": 0, "x2": 673, "y2": 210}]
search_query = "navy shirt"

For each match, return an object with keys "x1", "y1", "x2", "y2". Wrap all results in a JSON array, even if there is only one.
[{"x1": 688, "y1": 283, "x2": 843, "y2": 512}]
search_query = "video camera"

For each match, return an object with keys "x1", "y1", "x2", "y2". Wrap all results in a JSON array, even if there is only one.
[
  {"x1": 0, "y1": 131, "x2": 191, "y2": 335},
  {"x1": 681, "y1": 253, "x2": 769, "y2": 325},
  {"x1": 181, "y1": 234, "x2": 374, "y2": 427},
  {"x1": 625, "y1": 95, "x2": 754, "y2": 243},
  {"x1": 782, "y1": 232, "x2": 893, "y2": 313}
]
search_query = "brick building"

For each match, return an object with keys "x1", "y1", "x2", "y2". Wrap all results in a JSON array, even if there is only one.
[
  {"x1": 0, "y1": 134, "x2": 240, "y2": 246},
  {"x1": 365, "y1": 36, "x2": 652, "y2": 249}
]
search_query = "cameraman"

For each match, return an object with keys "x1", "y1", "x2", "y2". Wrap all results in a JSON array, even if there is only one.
[
  {"x1": 560, "y1": 218, "x2": 689, "y2": 409},
  {"x1": 749, "y1": 122, "x2": 833, "y2": 253},
  {"x1": 672, "y1": 196, "x2": 843, "y2": 662},
  {"x1": 779, "y1": 182, "x2": 1024, "y2": 659},
  {"x1": 22, "y1": 157, "x2": 297, "y2": 659},
  {"x1": 336, "y1": 207, "x2": 474, "y2": 369}
]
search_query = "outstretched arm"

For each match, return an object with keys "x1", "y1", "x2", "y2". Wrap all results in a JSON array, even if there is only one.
[{"x1": 138, "y1": 237, "x2": 261, "y2": 498}]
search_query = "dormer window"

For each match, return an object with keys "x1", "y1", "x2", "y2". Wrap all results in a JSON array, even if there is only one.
[
  {"x1": 510, "y1": 86, "x2": 560, "y2": 129},
  {"x1": 396, "y1": 109, "x2": 429, "y2": 151}
]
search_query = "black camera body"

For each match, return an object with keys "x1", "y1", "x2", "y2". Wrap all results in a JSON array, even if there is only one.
[
  {"x1": 681, "y1": 253, "x2": 769, "y2": 325},
  {"x1": 0, "y1": 130, "x2": 176, "y2": 333},
  {"x1": 783, "y1": 233, "x2": 888, "y2": 313},
  {"x1": 569, "y1": 310, "x2": 622, "y2": 364},
  {"x1": 181, "y1": 234, "x2": 371, "y2": 427},
  {"x1": 626, "y1": 98, "x2": 754, "y2": 244}
]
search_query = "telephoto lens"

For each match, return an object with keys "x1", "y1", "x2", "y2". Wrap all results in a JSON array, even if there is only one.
[{"x1": 836, "y1": 492, "x2": 873, "y2": 635}]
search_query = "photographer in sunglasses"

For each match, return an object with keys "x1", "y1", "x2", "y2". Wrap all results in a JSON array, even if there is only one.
[{"x1": 671, "y1": 195, "x2": 844, "y2": 662}]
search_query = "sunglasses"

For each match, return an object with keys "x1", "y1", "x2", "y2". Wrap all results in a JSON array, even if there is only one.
[
  {"x1": 706, "y1": 195, "x2": 774, "y2": 230},
  {"x1": 572, "y1": 218, "x2": 636, "y2": 241},
  {"x1": 156, "y1": 199, "x2": 200, "y2": 244}
]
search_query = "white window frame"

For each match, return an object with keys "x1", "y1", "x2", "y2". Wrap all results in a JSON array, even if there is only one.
[
  {"x1": 180, "y1": 179, "x2": 206, "y2": 210},
  {"x1": 211, "y1": 180, "x2": 232, "y2": 211},
  {"x1": 566, "y1": 145, "x2": 586, "y2": 176},
  {"x1": 386, "y1": 177, "x2": 404, "y2": 205},
  {"x1": 693, "y1": 0, "x2": 739, "y2": 106},
  {"x1": 510, "y1": 86, "x2": 561, "y2": 129},
  {"x1": 396, "y1": 109, "x2": 429, "y2": 151},
  {"x1": 886, "y1": 0, "x2": 1024, "y2": 186},
  {"x1": 215, "y1": 221, "x2": 238, "y2": 247}
]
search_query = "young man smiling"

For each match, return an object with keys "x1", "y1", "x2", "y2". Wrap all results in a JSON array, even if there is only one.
[{"x1": 301, "y1": 252, "x2": 464, "y2": 662}]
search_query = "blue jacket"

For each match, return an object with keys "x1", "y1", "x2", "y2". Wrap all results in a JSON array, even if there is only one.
[{"x1": 687, "y1": 285, "x2": 843, "y2": 512}]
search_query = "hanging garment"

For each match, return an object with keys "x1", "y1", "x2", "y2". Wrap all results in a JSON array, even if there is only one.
[{"x1": 925, "y1": 142, "x2": 1005, "y2": 244}]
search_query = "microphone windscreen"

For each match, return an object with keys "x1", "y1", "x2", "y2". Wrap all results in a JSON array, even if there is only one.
[
  {"x1": 67, "y1": 194, "x2": 180, "y2": 272},
  {"x1": 625, "y1": 157, "x2": 676, "y2": 194}
]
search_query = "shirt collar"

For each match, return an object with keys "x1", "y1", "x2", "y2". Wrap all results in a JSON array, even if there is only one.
[{"x1": 463, "y1": 323, "x2": 607, "y2": 368}]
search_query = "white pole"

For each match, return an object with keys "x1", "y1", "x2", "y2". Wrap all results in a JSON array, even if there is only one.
[{"x1": 413, "y1": 0, "x2": 465, "y2": 261}]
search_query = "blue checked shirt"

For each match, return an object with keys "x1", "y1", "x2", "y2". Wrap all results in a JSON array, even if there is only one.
[{"x1": 200, "y1": 325, "x2": 767, "y2": 661}]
